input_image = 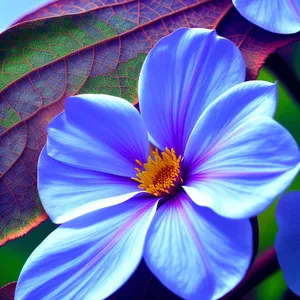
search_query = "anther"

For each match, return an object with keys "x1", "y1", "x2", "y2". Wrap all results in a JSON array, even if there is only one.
[{"x1": 131, "y1": 147, "x2": 182, "y2": 197}]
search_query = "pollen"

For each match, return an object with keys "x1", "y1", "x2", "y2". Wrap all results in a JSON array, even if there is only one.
[{"x1": 132, "y1": 147, "x2": 182, "y2": 197}]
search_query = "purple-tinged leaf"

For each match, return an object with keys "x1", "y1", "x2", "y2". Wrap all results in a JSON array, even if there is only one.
[{"x1": 1, "y1": 0, "x2": 299, "y2": 245}]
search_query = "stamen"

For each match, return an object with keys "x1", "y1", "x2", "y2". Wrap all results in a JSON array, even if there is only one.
[
  {"x1": 135, "y1": 159, "x2": 143, "y2": 166},
  {"x1": 131, "y1": 147, "x2": 182, "y2": 197}
]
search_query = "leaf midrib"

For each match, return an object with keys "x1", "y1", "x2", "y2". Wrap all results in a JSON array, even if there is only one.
[{"x1": 0, "y1": 0, "x2": 214, "y2": 94}]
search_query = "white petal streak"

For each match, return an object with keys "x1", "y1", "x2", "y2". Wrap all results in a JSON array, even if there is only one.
[
  {"x1": 15, "y1": 198, "x2": 158, "y2": 300},
  {"x1": 144, "y1": 192, "x2": 252, "y2": 300}
]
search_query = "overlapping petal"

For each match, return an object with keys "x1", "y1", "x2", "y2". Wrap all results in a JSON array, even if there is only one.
[
  {"x1": 15, "y1": 197, "x2": 158, "y2": 300},
  {"x1": 233, "y1": 0, "x2": 300, "y2": 34},
  {"x1": 144, "y1": 191, "x2": 252, "y2": 300},
  {"x1": 139, "y1": 28, "x2": 245, "y2": 154},
  {"x1": 27, "y1": 23, "x2": 299, "y2": 300},
  {"x1": 46, "y1": 94, "x2": 149, "y2": 177},
  {"x1": 38, "y1": 148, "x2": 142, "y2": 224},
  {"x1": 276, "y1": 191, "x2": 300, "y2": 296},
  {"x1": 183, "y1": 81, "x2": 300, "y2": 219}
]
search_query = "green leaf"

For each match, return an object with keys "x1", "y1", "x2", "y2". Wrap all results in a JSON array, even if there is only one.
[{"x1": 255, "y1": 67, "x2": 300, "y2": 300}]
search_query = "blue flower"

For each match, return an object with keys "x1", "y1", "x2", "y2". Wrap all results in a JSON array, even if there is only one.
[
  {"x1": 233, "y1": 0, "x2": 300, "y2": 34},
  {"x1": 276, "y1": 191, "x2": 300, "y2": 296},
  {"x1": 15, "y1": 28, "x2": 300, "y2": 300}
]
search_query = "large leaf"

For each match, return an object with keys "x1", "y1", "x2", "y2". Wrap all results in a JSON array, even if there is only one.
[
  {"x1": 1, "y1": 0, "x2": 300, "y2": 246},
  {"x1": 0, "y1": 282, "x2": 16, "y2": 300},
  {"x1": 15, "y1": 0, "x2": 134, "y2": 24}
]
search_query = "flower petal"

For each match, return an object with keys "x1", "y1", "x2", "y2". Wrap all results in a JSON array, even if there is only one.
[
  {"x1": 144, "y1": 192, "x2": 252, "y2": 300},
  {"x1": 15, "y1": 197, "x2": 158, "y2": 300},
  {"x1": 139, "y1": 28, "x2": 245, "y2": 154},
  {"x1": 276, "y1": 191, "x2": 300, "y2": 296},
  {"x1": 38, "y1": 147, "x2": 142, "y2": 224},
  {"x1": 46, "y1": 94, "x2": 149, "y2": 177},
  {"x1": 183, "y1": 82, "x2": 300, "y2": 219},
  {"x1": 233, "y1": 0, "x2": 300, "y2": 34}
]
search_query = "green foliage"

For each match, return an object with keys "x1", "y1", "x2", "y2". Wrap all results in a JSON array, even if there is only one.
[
  {"x1": 255, "y1": 67, "x2": 300, "y2": 300},
  {"x1": 0, "y1": 220, "x2": 56, "y2": 287}
]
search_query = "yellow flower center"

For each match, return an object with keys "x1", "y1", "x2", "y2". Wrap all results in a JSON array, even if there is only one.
[{"x1": 132, "y1": 147, "x2": 183, "y2": 197}]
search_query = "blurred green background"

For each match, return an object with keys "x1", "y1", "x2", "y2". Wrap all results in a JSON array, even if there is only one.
[{"x1": 0, "y1": 43, "x2": 299, "y2": 299}]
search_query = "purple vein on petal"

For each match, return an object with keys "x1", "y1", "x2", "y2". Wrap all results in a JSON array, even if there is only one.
[
  {"x1": 176, "y1": 198, "x2": 216, "y2": 292},
  {"x1": 82, "y1": 201, "x2": 156, "y2": 271},
  {"x1": 46, "y1": 200, "x2": 157, "y2": 296},
  {"x1": 290, "y1": 0, "x2": 300, "y2": 19}
]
